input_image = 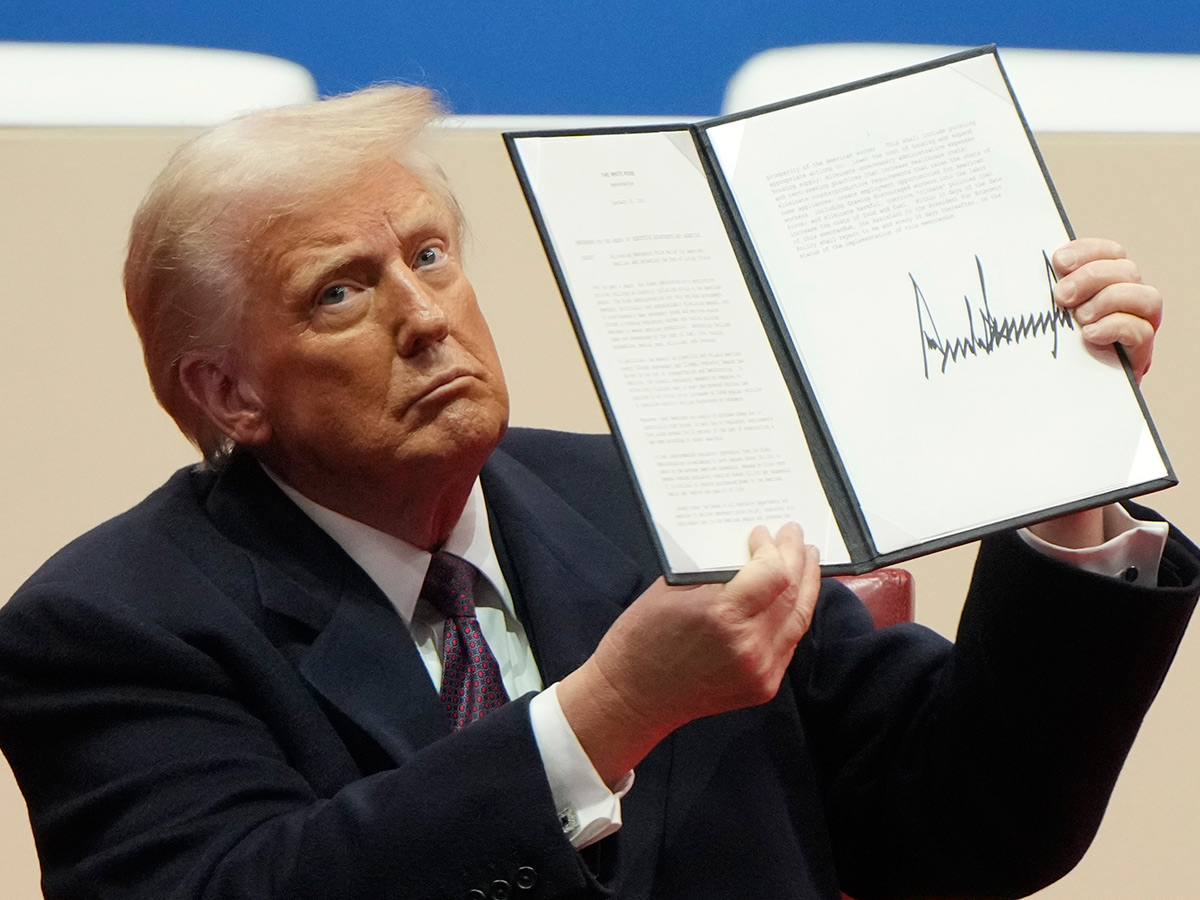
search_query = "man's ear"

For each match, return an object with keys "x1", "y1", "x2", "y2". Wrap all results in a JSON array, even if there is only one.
[{"x1": 178, "y1": 352, "x2": 272, "y2": 447}]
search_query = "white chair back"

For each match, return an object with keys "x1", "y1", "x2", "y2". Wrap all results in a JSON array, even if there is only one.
[
  {"x1": 723, "y1": 43, "x2": 1200, "y2": 132},
  {"x1": 0, "y1": 42, "x2": 317, "y2": 126}
]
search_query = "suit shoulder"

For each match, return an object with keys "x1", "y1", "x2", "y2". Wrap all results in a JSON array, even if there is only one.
[{"x1": 8, "y1": 464, "x2": 225, "y2": 610}]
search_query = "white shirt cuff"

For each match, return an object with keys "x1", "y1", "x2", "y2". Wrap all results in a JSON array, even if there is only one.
[
  {"x1": 529, "y1": 682, "x2": 634, "y2": 848},
  {"x1": 1018, "y1": 504, "x2": 1168, "y2": 587}
]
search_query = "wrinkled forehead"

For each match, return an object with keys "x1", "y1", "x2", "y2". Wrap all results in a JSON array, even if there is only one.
[{"x1": 234, "y1": 160, "x2": 459, "y2": 294}]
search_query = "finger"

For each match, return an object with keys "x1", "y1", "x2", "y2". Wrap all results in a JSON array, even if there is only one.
[
  {"x1": 772, "y1": 521, "x2": 807, "y2": 575},
  {"x1": 745, "y1": 522, "x2": 807, "y2": 594},
  {"x1": 740, "y1": 525, "x2": 806, "y2": 633},
  {"x1": 1073, "y1": 281, "x2": 1163, "y2": 336},
  {"x1": 1080, "y1": 312, "x2": 1156, "y2": 380},
  {"x1": 754, "y1": 522, "x2": 809, "y2": 610},
  {"x1": 1052, "y1": 237, "x2": 1127, "y2": 277},
  {"x1": 724, "y1": 528, "x2": 789, "y2": 618},
  {"x1": 753, "y1": 528, "x2": 803, "y2": 612},
  {"x1": 747, "y1": 524, "x2": 775, "y2": 559},
  {"x1": 735, "y1": 523, "x2": 813, "y2": 624},
  {"x1": 761, "y1": 543, "x2": 822, "y2": 659},
  {"x1": 1053, "y1": 257, "x2": 1143, "y2": 311},
  {"x1": 790, "y1": 544, "x2": 821, "y2": 633}
]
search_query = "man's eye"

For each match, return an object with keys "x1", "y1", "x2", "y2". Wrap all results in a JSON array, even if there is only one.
[
  {"x1": 414, "y1": 246, "x2": 445, "y2": 269},
  {"x1": 318, "y1": 285, "x2": 351, "y2": 305}
]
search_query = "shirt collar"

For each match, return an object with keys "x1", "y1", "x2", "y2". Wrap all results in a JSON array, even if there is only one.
[{"x1": 261, "y1": 465, "x2": 512, "y2": 625}]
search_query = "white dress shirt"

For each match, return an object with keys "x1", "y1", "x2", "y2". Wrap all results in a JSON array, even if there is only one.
[{"x1": 1018, "y1": 504, "x2": 1167, "y2": 585}]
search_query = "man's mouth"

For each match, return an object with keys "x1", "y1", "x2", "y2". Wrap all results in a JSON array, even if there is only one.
[{"x1": 411, "y1": 368, "x2": 476, "y2": 407}]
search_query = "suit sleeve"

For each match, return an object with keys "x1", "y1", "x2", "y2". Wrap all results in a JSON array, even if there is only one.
[
  {"x1": 798, "y1": 522, "x2": 1200, "y2": 900},
  {"x1": 0, "y1": 580, "x2": 605, "y2": 900}
]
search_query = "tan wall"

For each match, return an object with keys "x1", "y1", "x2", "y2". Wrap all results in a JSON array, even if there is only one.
[{"x1": 1, "y1": 125, "x2": 1197, "y2": 898}]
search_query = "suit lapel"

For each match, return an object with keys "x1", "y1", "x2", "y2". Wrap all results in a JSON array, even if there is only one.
[
  {"x1": 480, "y1": 446, "x2": 646, "y2": 685},
  {"x1": 296, "y1": 588, "x2": 451, "y2": 759},
  {"x1": 198, "y1": 455, "x2": 452, "y2": 763}
]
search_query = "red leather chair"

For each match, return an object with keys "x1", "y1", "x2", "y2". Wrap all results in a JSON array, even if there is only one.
[
  {"x1": 830, "y1": 568, "x2": 915, "y2": 900},
  {"x1": 833, "y1": 567, "x2": 915, "y2": 629}
]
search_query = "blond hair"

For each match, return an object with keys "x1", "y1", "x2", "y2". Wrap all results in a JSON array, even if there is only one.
[{"x1": 124, "y1": 84, "x2": 461, "y2": 464}]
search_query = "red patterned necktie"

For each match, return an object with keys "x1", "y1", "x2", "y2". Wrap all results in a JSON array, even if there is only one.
[{"x1": 421, "y1": 551, "x2": 510, "y2": 730}]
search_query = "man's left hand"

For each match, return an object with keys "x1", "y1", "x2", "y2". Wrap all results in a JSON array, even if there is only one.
[
  {"x1": 1052, "y1": 237, "x2": 1162, "y2": 381},
  {"x1": 1032, "y1": 238, "x2": 1163, "y2": 550}
]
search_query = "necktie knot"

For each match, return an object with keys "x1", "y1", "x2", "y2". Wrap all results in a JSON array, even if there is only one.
[{"x1": 421, "y1": 551, "x2": 479, "y2": 619}]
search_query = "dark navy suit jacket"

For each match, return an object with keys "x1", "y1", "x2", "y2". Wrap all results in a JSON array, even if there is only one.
[{"x1": 1, "y1": 428, "x2": 1197, "y2": 900}]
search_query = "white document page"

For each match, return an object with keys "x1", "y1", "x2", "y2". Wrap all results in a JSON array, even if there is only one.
[
  {"x1": 512, "y1": 130, "x2": 850, "y2": 573},
  {"x1": 706, "y1": 53, "x2": 1167, "y2": 553}
]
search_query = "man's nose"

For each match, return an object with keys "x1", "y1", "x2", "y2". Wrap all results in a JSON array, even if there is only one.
[{"x1": 390, "y1": 269, "x2": 451, "y2": 357}]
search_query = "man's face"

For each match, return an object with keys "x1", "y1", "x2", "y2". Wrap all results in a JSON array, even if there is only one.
[{"x1": 231, "y1": 162, "x2": 509, "y2": 521}]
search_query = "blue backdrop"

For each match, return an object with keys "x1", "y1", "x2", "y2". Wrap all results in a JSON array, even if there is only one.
[{"x1": 4, "y1": 1, "x2": 1198, "y2": 115}]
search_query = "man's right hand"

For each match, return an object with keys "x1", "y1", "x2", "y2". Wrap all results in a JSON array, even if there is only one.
[{"x1": 556, "y1": 522, "x2": 821, "y2": 787}]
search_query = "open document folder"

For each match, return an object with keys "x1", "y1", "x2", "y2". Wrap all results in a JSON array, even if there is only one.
[{"x1": 504, "y1": 46, "x2": 1173, "y2": 583}]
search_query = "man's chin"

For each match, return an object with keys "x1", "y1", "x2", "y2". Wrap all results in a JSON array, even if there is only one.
[{"x1": 404, "y1": 402, "x2": 507, "y2": 470}]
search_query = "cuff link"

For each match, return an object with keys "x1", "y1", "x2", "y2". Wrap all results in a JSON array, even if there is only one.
[{"x1": 558, "y1": 805, "x2": 580, "y2": 838}]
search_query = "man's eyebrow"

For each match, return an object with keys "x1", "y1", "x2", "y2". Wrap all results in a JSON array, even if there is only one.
[
  {"x1": 388, "y1": 202, "x2": 456, "y2": 245},
  {"x1": 281, "y1": 245, "x2": 369, "y2": 300}
]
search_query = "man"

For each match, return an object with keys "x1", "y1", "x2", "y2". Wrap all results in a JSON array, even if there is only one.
[{"x1": 0, "y1": 85, "x2": 1195, "y2": 900}]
